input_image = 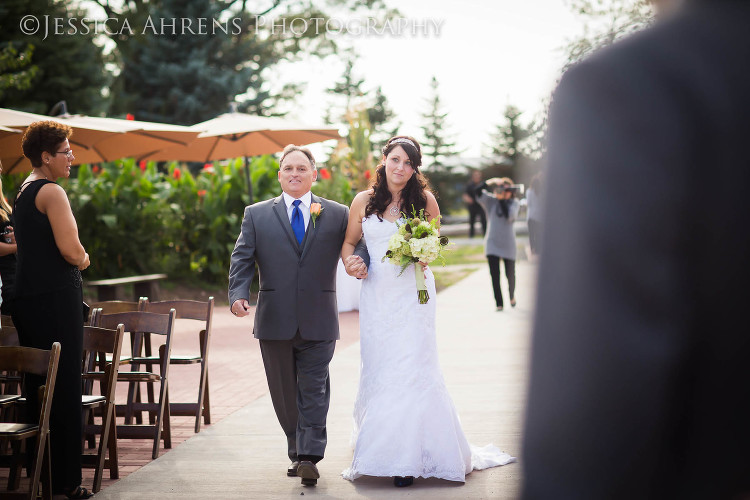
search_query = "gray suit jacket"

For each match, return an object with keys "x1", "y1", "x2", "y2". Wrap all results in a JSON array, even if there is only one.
[
  {"x1": 523, "y1": 2, "x2": 750, "y2": 498},
  {"x1": 228, "y1": 194, "x2": 349, "y2": 341}
]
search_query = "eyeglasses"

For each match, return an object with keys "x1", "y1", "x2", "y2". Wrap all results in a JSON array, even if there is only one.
[{"x1": 54, "y1": 149, "x2": 74, "y2": 158}]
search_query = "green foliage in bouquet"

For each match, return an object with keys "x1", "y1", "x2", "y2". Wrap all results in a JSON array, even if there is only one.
[{"x1": 381, "y1": 206, "x2": 450, "y2": 304}]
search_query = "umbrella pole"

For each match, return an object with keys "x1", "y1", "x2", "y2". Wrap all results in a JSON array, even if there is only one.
[{"x1": 244, "y1": 156, "x2": 253, "y2": 204}]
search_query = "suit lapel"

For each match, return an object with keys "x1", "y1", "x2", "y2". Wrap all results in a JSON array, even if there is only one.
[
  {"x1": 272, "y1": 196, "x2": 302, "y2": 255},
  {"x1": 299, "y1": 194, "x2": 322, "y2": 262}
]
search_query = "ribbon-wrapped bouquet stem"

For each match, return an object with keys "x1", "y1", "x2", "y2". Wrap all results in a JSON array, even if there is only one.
[{"x1": 381, "y1": 207, "x2": 450, "y2": 304}]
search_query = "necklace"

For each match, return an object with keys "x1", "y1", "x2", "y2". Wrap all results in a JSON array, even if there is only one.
[{"x1": 388, "y1": 203, "x2": 400, "y2": 217}]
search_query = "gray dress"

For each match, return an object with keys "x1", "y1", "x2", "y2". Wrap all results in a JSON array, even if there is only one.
[{"x1": 478, "y1": 191, "x2": 519, "y2": 260}]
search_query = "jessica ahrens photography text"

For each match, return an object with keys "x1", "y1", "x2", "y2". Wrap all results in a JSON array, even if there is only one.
[{"x1": 18, "y1": 14, "x2": 445, "y2": 40}]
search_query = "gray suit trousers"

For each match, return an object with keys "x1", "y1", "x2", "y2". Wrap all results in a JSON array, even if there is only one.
[{"x1": 259, "y1": 332, "x2": 336, "y2": 462}]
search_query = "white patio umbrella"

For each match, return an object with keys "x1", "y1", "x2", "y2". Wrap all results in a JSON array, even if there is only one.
[
  {"x1": 0, "y1": 106, "x2": 200, "y2": 174},
  {"x1": 139, "y1": 112, "x2": 341, "y2": 162},
  {"x1": 138, "y1": 111, "x2": 341, "y2": 202},
  {"x1": 0, "y1": 107, "x2": 128, "y2": 173}
]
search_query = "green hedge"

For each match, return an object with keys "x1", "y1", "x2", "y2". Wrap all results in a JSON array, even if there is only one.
[{"x1": 2, "y1": 156, "x2": 285, "y2": 284}]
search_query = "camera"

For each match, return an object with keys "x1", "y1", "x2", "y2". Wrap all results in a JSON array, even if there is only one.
[{"x1": 494, "y1": 184, "x2": 524, "y2": 196}]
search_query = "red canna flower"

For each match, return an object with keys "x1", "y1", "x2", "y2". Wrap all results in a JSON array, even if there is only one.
[
  {"x1": 319, "y1": 168, "x2": 331, "y2": 180},
  {"x1": 126, "y1": 113, "x2": 135, "y2": 121},
  {"x1": 92, "y1": 165, "x2": 100, "y2": 173},
  {"x1": 173, "y1": 168, "x2": 181, "y2": 180},
  {"x1": 364, "y1": 170, "x2": 372, "y2": 180},
  {"x1": 197, "y1": 189, "x2": 207, "y2": 198},
  {"x1": 203, "y1": 163, "x2": 215, "y2": 174},
  {"x1": 139, "y1": 160, "x2": 147, "y2": 171}
]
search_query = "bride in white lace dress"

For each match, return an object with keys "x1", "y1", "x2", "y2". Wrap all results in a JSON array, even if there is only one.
[{"x1": 340, "y1": 136, "x2": 515, "y2": 487}]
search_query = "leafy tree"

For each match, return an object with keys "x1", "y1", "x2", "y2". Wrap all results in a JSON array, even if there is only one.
[
  {"x1": 0, "y1": 43, "x2": 38, "y2": 100},
  {"x1": 0, "y1": 0, "x2": 109, "y2": 115},
  {"x1": 420, "y1": 76, "x2": 458, "y2": 171},
  {"x1": 526, "y1": 0, "x2": 655, "y2": 159},
  {"x1": 563, "y1": 0, "x2": 654, "y2": 72}
]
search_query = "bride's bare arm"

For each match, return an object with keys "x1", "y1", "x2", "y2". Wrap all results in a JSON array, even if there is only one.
[{"x1": 342, "y1": 191, "x2": 371, "y2": 277}]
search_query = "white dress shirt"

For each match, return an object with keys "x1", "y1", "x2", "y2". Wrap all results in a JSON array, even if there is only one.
[{"x1": 282, "y1": 191, "x2": 312, "y2": 230}]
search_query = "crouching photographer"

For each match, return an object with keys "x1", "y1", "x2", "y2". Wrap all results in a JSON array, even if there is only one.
[{"x1": 475, "y1": 177, "x2": 522, "y2": 311}]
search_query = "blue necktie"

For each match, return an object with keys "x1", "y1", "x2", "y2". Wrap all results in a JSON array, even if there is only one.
[{"x1": 291, "y1": 200, "x2": 305, "y2": 245}]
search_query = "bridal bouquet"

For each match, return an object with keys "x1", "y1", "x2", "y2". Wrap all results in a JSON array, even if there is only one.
[{"x1": 382, "y1": 207, "x2": 450, "y2": 304}]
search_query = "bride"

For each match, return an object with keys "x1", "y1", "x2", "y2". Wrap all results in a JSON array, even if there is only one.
[{"x1": 340, "y1": 136, "x2": 514, "y2": 487}]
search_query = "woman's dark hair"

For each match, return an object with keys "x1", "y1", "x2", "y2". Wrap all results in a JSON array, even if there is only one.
[
  {"x1": 21, "y1": 120, "x2": 73, "y2": 168},
  {"x1": 365, "y1": 135, "x2": 431, "y2": 220}
]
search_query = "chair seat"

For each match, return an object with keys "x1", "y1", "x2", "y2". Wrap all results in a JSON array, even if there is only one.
[
  {"x1": 0, "y1": 422, "x2": 38, "y2": 437},
  {"x1": 82, "y1": 395, "x2": 106, "y2": 407},
  {"x1": 105, "y1": 354, "x2": 132, "y2": 365},
  {"x1": 0, "y1": 394, "x2": 20, "y2": 406},
  {"x1": 117, "y1": 371, "x2": 161, "y2": 382}
]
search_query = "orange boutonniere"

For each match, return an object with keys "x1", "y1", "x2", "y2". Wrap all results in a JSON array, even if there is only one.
[{"x1": 310, "y1": 202, "x2": 323, "y2": 227}]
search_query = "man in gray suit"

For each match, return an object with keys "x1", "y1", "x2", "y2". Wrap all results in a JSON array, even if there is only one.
[{"x1": 229, "y1": 144, "x2": 349, "y2": 486}]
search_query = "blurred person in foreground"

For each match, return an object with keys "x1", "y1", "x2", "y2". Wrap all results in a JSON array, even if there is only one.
[
  {"x1": 522, "y1": 1, "x2": 750, "y2": 499},
  {"x1": 14, "y1": 121, "x2": 92, "y2": 499},
  {"x1": 0, "y1": 160, "x2": 17, "y2": 316}
]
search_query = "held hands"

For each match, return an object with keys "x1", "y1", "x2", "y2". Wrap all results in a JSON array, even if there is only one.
[
  {"x1": 231, "y1": 299, "x2": 251, "y2": 317},
  {"x1": 345, "y1": 255, "x2": 368, "y2": 280}
]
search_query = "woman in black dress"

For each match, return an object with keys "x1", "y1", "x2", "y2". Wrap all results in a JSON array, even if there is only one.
[{"x1": 13, "y1": 121, "x2": 92, "y2": 499}]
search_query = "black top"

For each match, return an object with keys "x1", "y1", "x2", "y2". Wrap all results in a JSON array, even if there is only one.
[
  {"x1": 0, "y1": 211, "x2": 16, "y2": 302},
  {"x1": 13, "y1": 179, "x2": 81, "y2": 298},
  {"x1": 465, "y1": 180, "x2": 482, "y2": 204}
]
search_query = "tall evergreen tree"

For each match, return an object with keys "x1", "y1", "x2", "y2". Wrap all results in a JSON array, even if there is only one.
[
  {"x1": 0, "y1": 0, "x2": 109, "y2": 115},
  {"x1": 489, "y1": 105, "x2": 531, "y2": 166},
  {"x1": 94, "y1": 0, "x2": 390, "y2": 123},
  {"x1": 420, "y1": 76, "x2": 458, "y2": 171},
  {"x1": 367, "y1": 85, "x2": 398, "y2": 147},
  {"x1": 107, "y1": 0, "x2": 254, "y2": 124}
]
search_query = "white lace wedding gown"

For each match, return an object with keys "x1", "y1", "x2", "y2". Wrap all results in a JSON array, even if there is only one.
[{"x1": 342, "y1": 216, "x2": 515, "y2": 482}]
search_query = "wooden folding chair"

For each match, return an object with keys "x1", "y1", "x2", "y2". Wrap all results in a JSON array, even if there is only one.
[
  {"x1": 80, "y1": 324, "x2": 125, "y2": 493},
  {"x1": 0, "y1": 343, "x2": 61, "y2": 500},
  {"x1": 0, "y1": 317, "x2": 21, "y2": 397},
  {"x1": 141, "y1": 298, "x2": 214, "y2": 432},
  {"x1": 93, "y1": 310, "x2": 176, "y2": 459},
  {"x1": 0, "y1": 319, "x2": 21, "y2": 426}
]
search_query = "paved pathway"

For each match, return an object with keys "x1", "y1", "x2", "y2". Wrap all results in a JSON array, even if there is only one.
[{"x1": 91, "y1": 261, "x2": 536, "y2": 499}]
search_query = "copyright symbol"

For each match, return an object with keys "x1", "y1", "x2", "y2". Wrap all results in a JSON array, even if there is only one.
[{"x1": 20, "y1": 15, "x2": 40, "y2": 35}]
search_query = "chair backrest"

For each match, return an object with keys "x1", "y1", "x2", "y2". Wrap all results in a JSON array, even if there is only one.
[
  {"x1": 88, "y1": 299, "x2": 146, "y2": 324},
  {"x1": 0, "y1": 322, "x2": 19, "y2": 347},
  {"x1": 82, "y1": 324, "x2": 125, "y2": 399},
  {"x1": 0, "y1": 314, "x2": 13, "y2": 327},
  {"x1": 141, "y1": 298, "x2": 214, "y2": 333},
  {"x1": 0, "y1": 343, "x2": 61, "y2": 429},
  {"x1": 95, "y1": 310, "x2": 174, "y2": 338}
]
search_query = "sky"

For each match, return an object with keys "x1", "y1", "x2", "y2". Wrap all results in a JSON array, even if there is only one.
[{"x1": 274, "y1": 0, "x2": 588, "y2": 160}]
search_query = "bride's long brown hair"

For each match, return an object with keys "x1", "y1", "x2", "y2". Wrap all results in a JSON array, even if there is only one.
[{"x1": 365, "y1": 136, "x2": 431, "y2": 221}]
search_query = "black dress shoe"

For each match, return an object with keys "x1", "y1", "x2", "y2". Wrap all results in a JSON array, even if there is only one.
[
  {"x1": 297, "y1": 460, "x2": 320, "y2": 486},
  {"x1": 287, "y1": 461, "x2": 300, "y2": 477},
  {"x1": 393, "y1": 476, "x2": 414, "y2": 487}
]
